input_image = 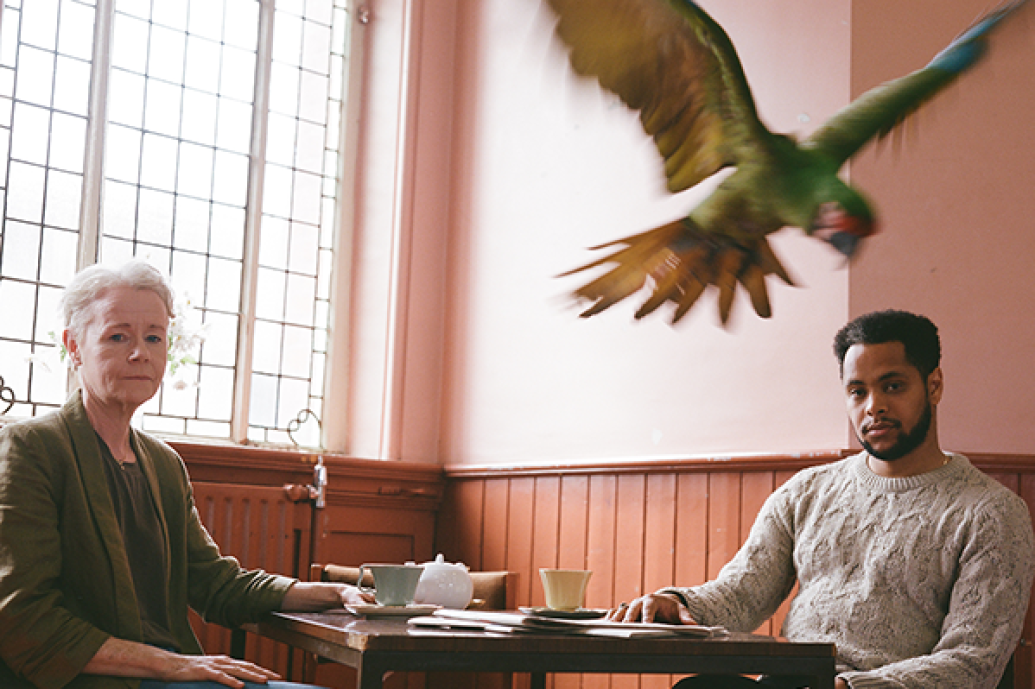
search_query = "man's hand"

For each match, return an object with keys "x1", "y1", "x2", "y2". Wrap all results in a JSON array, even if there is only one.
[
  {"x1": 835, "y1": 679, "x2": 849, "y2": 689},
  {"x1": 606, "y1": 592, "x2": 696, "y2": 624}
]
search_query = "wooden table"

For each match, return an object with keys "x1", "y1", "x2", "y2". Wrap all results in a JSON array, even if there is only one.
[{"x1": 246, "y1": 611, "x2": 837, "y2": 689}]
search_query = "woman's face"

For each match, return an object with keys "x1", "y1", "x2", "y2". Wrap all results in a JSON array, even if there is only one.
[{"x1": 64, "y1": 286, "x2": 170, "y2": 418}]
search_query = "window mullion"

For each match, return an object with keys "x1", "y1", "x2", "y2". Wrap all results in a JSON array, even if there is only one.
[
  {"x1": 77, "y1": 0, "x2": 116, "y2": 272},
  {"x1": 231, "y1": 0, "x2": 276, "y2": 443}
]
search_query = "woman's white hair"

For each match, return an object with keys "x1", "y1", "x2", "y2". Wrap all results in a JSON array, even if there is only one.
[{"x1": 61, "y1": 260, "x2": 175, "y2": 338}]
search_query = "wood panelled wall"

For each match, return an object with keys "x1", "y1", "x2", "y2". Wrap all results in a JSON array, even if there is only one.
[
  {"x1": 174, "y1": 441, "x2": 444, "y2": 685},
  {"x1": 436, "y1": 452, "x2": 1035, "y2": 689}
]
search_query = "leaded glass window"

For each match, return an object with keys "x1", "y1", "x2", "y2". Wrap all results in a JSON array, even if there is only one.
[{"x1": 0, "y1": 0, "x2": 353, "y2": 448}]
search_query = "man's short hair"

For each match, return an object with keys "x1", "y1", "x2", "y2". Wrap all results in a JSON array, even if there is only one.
[{"x1": 833, "y1": 309, "x2": 941, "y2": 380}]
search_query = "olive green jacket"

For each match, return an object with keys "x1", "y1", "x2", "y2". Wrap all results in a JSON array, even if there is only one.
[{"x1": 0, "y1": 392, "x2": 295, "y2": 689}]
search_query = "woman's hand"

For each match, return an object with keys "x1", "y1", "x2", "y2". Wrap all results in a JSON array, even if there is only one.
[
  {"x1": 84, "y1": 638, "x2": 279, "y2": 688},
  {"x1": 280, "y1": 581, "x2": 374, "y2": 611},
  {"x1": 606, "y1": 592, "x2": 696, "y2": 624},
  {"x1": 156, "y1": 653, "x2": 280, "y2": 688}
]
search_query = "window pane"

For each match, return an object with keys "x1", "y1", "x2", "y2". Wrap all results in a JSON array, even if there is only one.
[
  {"x1": 136, "y1": 188, "x2": 174, "y2": 245},
  {"x1": 105, "y1": 124, "x2": 142, "y2": 183},
  {"x1": 281, "y1": 325, "x2": 312, "y2": 378},
  {"x1": 200, "y1": 311, "x2": 238, "y2": 366},
  {"x1": 57, "y1": 0, "x2": 96, "y2": 61},
  {"x1": 188, "y1": 0, "x2": 225, "y2": 43},
  {"x1": 205, "y1": 256, "x2": 242, "y2": 312},
  {"x1": 144, "y1": 79, "x2": 182, "y2": 138},
  {"x1": 108, "y1": 68, "x2": 146, "y2": 128},
  {"x1": 252, "y1": 320, "x2": 281, "y2": 375},
  {"x1": 139, "y1": 133, "x2": 178, "y2": 191},
  {"x1": 48, "y1": 112, "x2": 86, "y2": 173},
  {"x1": 38, "y1": 226, "x2": 78, "y2": 285},
  {"x1": 181, "y1": 90, "x2": 217, "y2": 146},
  {"x1": 148, "y1": 25, "x2": 186, "y2": 85},
  {"x1": 7, "y1": 162, "x2": 46, "y2": 222},
  {"x1": 219, "y1": 46, "x2": 255, "y2": 102},
  {"x1": 177, "y1": 142, "x2": 214, "y2": 199},
  {"x1": 184, "y1": 36, "x2": 221, "y2": 94},
  {"x1": 1, "y1": 221, "x2": 41, "y2": 280},
  {"x1": 20, "y1": 0, "x2": 59, "y2": 52},
  {"x1": 10, "y1": 102, "x2": 50, "y2": 165},
  {"x1": 197, "y1": 364, "x2": 234, "y2": 421},
  {"x1": 209, "y1": 204, "x2": 245, "y2": 259},
  {"x1": 258, "y1": 216, "x2": 289, "y2": 270},
  {"x1": 43, "y1": 169, "x2": 82, "y2": 229},
  {"x1": 173, "y1": 196, "x2": 211, "y2": 253},
  {"x1": 0, "y1": 279, "x2": 38, "y2": 338},
  {"x1": 102, "y1": 181, "x2": 138, "y2": 238},
  {"x1": 223, "y1": 0, "x2": 258, "y2": 50},
  {"x1": 111, "y1": 12, "x2": 149, "y2": 74},
  {"x1": 53, "y1": 55, "x2": 90, "y2": 117},
  {"x1": 215, "y1": 97, "x2": 252, "y2": 154}
]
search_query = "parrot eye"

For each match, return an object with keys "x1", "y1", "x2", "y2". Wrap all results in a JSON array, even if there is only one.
[{"x1": 811, "y1": 202, "x2": 844, "y2": 237}]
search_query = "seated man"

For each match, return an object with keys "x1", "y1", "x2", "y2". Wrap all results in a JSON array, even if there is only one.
[{"x1": 611, "y1": 310, "x2": 1035, "y2": 689}]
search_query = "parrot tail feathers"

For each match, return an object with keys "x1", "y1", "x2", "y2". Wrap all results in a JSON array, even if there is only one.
[{"x1": 563, "y1": 221, "x2": 795, "y2": 325}]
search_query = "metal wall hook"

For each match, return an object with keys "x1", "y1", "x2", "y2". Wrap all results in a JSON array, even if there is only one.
[{"x1": 287, "y1": 408, "x2": 323, "y2": 449}]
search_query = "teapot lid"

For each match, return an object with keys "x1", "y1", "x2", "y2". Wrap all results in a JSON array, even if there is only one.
[{"x1": 422, "y1": 553, "x2": 467, "y2": 569}]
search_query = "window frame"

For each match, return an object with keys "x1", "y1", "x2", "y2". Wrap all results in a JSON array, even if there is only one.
[{"x1": 0, "y1": 0, "x2": 366, "y2": 453}]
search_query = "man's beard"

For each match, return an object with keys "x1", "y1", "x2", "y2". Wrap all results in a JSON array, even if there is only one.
[{"x1": 859, "y1": 401, "x2": 933, "y2": 462}]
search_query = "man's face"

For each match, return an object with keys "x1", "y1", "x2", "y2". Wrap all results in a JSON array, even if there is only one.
[{"x1": 842, "y1": 341, "x2": 942, "y2": 462}]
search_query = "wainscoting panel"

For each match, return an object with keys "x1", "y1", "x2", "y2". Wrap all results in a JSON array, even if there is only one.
[
  {"x1": 438, "y1": 453, "x2": 1035, "y2": 689},
  {"x1": 188, "y1": 482, "x2": 309, "y2": 675}
]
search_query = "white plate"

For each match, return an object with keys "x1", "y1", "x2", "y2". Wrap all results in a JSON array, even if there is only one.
[{"x1": 346, "y1": 604, "x2": 441, "y2": 618}]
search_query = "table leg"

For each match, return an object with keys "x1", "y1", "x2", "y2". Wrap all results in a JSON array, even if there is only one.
[
  {"x1": 355, "y1": 658, "x2": 386, "y2": 689},
  {"x1": 530, "y1": 672, "x2": 545, "y2": 689}
]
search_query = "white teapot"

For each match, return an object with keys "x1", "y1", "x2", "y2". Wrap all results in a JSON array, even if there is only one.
[{"x1": 412, "y1": 554, "x2": 473, "y2": 609}]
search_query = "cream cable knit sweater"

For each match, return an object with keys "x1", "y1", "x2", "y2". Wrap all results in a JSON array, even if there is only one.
[{"x1": 665, "y1": 452, "x2": 1034, "y2": 689}]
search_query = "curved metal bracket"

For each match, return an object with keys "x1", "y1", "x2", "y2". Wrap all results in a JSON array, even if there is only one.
[{"x1": 0, "y1": 376, "x2": 15, "y2": 415}]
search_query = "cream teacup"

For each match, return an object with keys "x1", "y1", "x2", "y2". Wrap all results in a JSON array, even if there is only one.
[
  {"x1": 356, "y1": 563, "x2": 425, "y2": 607},
  {"x1": 540, "y1": 568, "x2": 592, "y2": 611}
]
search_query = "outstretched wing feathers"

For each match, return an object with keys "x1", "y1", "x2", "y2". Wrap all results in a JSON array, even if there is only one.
[
  {"x1": 562, "y1": 220, "x2": 794, "y2": 323},
  {"x1": 805, "y1": 0, "x2": 1027, "y2": 165},
  {"x1": 545, "y1": 0, "x2": 770, "y2": 193}
]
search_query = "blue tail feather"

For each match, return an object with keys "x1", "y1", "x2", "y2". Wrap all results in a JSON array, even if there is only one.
[{"x1": 929, "y1": 0, "x2": 1027, "y2": 73}]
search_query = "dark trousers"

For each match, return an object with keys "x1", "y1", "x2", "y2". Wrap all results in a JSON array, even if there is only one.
[
  {"x1": 673, "y1": 676, "x2": 813, "y2": 689},
  {"x1": 137, "y1": 678, "x2": 322, "y2": 682}
]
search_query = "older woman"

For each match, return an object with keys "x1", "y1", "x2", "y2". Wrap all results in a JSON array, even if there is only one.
[{"x1": 0, "y1": 260, "x2": 370, "y2": 689}]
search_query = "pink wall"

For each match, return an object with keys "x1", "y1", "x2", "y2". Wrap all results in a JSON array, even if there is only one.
[
  {"x1": 346, "y1": 0, "x2": 1035, "y2": 465},
  {"x1": 848, "y1": 1, "x2": 1035, "y2": 455}
]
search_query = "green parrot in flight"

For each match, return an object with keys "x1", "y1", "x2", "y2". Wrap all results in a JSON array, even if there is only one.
[{"x1": 552, "y1": 0, "x2": 1028, "y2": 324}]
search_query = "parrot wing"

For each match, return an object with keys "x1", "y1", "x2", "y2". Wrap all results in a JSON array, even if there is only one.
[
  {"x1": 804, "y1": 0, "x2": 1028, "y2": 165},
  {"x1": 544, "y1": 0, "x2": 774, "y2": 193}
]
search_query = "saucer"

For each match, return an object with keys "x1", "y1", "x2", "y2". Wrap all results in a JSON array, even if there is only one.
[
  {"x1": 519, "y1": 606, "x2": 608, "y2": 620},
  {"x1": 347, "y1": 604, "x2": 441, "y2": 618}
]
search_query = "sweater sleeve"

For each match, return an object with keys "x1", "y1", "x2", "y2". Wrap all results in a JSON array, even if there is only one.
[
  {"x1": 144, "y1": 437, "x2": 295, "y2": 631},
  {"x1": 840, "y1": 491, "x2": 1035, "y2": 689},
  {"x1": 661, "y1": 479, "x2": 800, "y2": 631}
]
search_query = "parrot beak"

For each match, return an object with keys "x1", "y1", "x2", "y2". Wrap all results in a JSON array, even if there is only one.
[
  {"x1": 825, "y1": 230, "x2": 862, "y2": 258},
  {"x1": 811, "y1": 202, "x2": 875, "y2": 259}
]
